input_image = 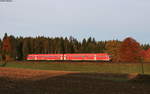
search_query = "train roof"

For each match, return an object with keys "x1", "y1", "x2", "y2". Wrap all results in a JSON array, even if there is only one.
[{"x1": 28, "y1": 53, "x2": 109, "y2": 56}]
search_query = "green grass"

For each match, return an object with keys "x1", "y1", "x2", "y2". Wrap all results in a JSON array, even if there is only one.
[{"x1": 1, "y1": 61, "x2": 150, "y2": 74}]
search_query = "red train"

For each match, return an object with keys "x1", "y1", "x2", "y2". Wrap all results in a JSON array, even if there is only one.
[{"x1": 27, "y1": 53, "x2": 110, "y2": 61}]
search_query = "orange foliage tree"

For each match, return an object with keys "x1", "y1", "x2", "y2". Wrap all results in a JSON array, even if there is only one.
[
  {"x1": 105, "y1": 40, "x2": 122, "y2": 62},
  {"x1": 143, "y1": 48, "x2": 150, "y2": 62},
  {"x1": 2, "y1": 33, "x2": 13, "y2": 61},
  {"x1": 120, "y1": 37, "x2": 142, "y2": 63}
]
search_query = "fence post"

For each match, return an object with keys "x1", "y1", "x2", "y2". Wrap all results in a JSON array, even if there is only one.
[{"x1": 141, "y1": 62, "x2": 144, "y2": 74}]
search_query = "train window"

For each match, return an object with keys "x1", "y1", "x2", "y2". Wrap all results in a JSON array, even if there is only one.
[
  {"x1": 37, "y1": 56, "x2": 46, "y2": 57},
  {"x1": 71, "y1": 56, "x2": 94, "y2": 57},
  {"x1": 36, "y1": 56, "x2": 61, "y2": 57},
  {"x1": 28, "y1": 56, "x2": 35, "y2": 57},
  {"x1": 42, "y1": 56, "x2": 49, "y2": 57},
  {"x1": 97, "y1": 56, "x2": 107, "y2": 57},
  {"x1": 86, "y1": 56, "x2": 93, "y2": 57},
  {"x1": 71, "y1": 56, "x2": 82, "y2": 57}
]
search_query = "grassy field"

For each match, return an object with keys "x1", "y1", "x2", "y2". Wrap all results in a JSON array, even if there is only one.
[{"x1": 1, "y1": 61, "x2": 150, "y2": 74}]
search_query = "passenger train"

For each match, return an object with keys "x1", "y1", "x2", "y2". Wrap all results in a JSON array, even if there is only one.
[{"x1": 27, "y1": 53, "x2": 111, "y2": 61}]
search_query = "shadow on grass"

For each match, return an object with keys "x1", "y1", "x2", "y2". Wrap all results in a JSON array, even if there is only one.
[
  {"x1": 129, "y1": 74, "x2": 150, "y2": 83},
  {"x1": 0, "y1": 73, "x2": 150, "y2": 94}
]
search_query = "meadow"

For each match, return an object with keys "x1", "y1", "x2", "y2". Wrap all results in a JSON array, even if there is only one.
[{"x1": 1, "y1": 61, "x2": 150, "y2": 74}]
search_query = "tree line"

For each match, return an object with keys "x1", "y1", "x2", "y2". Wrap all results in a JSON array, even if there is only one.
[{"x1": 0, "y1": 33, "x2": 150, "y2": 62}]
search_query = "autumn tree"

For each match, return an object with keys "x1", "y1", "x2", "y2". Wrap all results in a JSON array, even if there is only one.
[
  {"x1": 143, "y1": 48, "x2": 150, "y2": 62},
  {"x1": 105, "y1": 40, "x2": 121, "y2": 62},
  {"x1": 2, "y1": 33, "x2": 14, "y2": 61},
  {"x1": 0, "y1": 39, "x2": 2, "y2": 60},
  {"x1": 120, "y1": 37, "x2": 142, "y2": 63}
]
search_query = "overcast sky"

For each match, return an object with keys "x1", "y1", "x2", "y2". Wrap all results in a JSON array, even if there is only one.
[{"x1": 0, "y1": 0, "x2": 150, "y2": 43}]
